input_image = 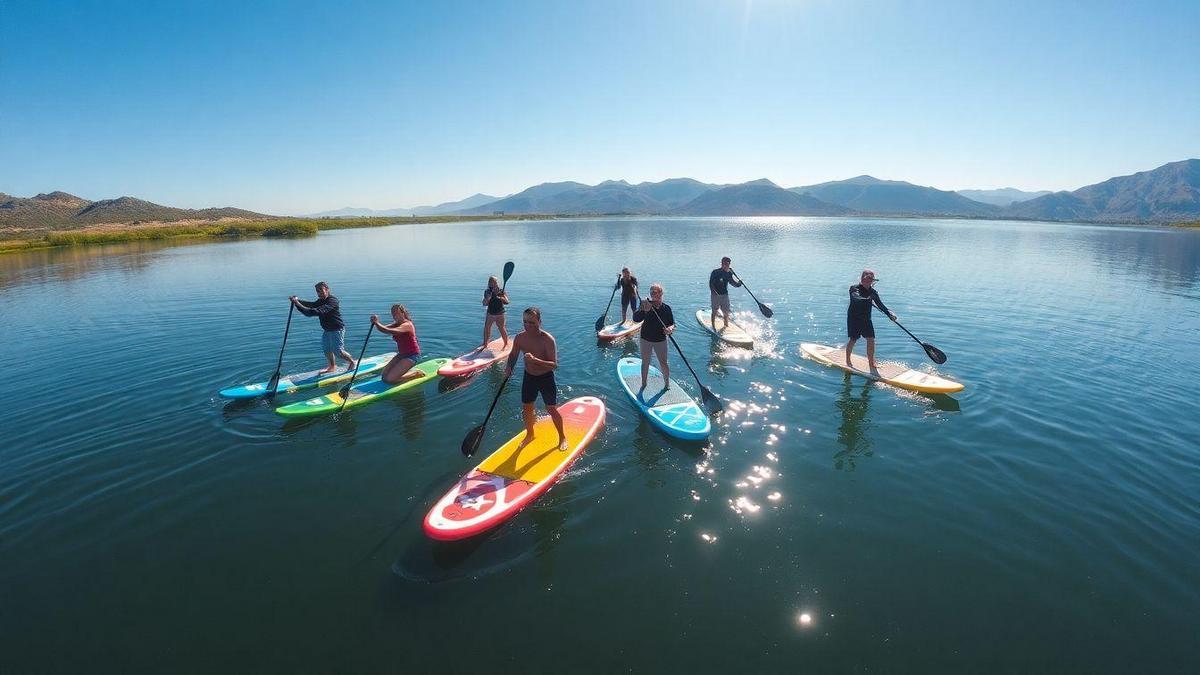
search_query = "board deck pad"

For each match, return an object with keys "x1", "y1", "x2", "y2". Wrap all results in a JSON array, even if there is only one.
[
  {"x1": 597, "y1": 320, "x2": 642, "y2": 340},
  {"x1": 695, "y1": 309, "x2": 753, "y2": 348},
  {"x1": 424, "y1": 396, "x2": 606, "y2": 540},
  {"x1": 800, "y1": 343, "x2": 964, "y2": 394},
  {"x1": 616, "y1": 357, "x2": 710, "y2": 440},
  {"x1": 219, "y1": 352, "x2": 396, "y2": 399},
  {"x1": 274, "y1": 357, "x2": 450, "y2": 416},
  {"x1": 438, "y1": 338, "x2": 513, "y2": 377}
]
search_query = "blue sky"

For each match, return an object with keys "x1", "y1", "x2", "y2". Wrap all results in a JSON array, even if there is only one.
[{"x1": 2, "y1": 0, "x2": 1198, "y2": 213}]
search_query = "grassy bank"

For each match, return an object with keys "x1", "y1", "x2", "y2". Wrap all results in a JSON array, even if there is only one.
[{"x1": 0, "y1": 214, "x2": 557, "y2": 254}]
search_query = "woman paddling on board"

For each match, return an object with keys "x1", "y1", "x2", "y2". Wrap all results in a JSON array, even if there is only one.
[
  {"x1": 845, "y1": 269, "x2": 897, "y2": 373},
  {"x1": 505, "y1": 307, "x2": 567, "y2": 450},
  {"x1": 291, "y1": 281, "x2": 356, "y2": 375},
  {"x1": 632, "y1": 282, "x2": 675, "y2": 391},
  {"x1": 481, "y1": 275, "x2": 509, "y2": 349},
  {"x1": 708, "y1": 256, "x2": 741, "y2": 332},
  {"x1": 371, "y1": 304, "x2": 423, "y2": 384},
  {"x1": 618, "y1": 267, "x2": 639, "y2": 324}
]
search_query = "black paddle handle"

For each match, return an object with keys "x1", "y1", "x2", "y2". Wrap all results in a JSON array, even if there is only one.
[
  {"x1": 269, "y1": 303, "x2": 295, "y2": 395},
  {"x1": 481, "y1": 373, "x2": 511, "y2": 425}
]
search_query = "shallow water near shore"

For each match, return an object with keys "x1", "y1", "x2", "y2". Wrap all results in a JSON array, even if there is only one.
[{"x1": 2, "y1": 216, "x2": 1198, "y2": 672}]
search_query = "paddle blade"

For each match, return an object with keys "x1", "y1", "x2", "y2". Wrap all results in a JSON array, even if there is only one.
[
  {"x1": 502, "y1": 261, "x2": 515, "y2": 283},
  {"x1": 265, "y1": 371, "x2": 281, "y2": 399},
  {"x1": 758, "y1": 302, "x2": 774, "y2": 318},
  {"x1": 700, "y1": 385, "x2": 723, "y2": 413},
  {"x1": 923, "y1": 343, "x2": 948, "y2": 364},
  {"x1": 461, "y1": 424, "x2": 486, "y2": 457},
  {"x1": 594, "y1": 315, "x2": 606, "y2": 332}
]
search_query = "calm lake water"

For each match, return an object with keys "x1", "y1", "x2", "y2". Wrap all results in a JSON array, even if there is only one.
[{"x1": 2, "y1": 217, "x2": 1198, "y2": 673}]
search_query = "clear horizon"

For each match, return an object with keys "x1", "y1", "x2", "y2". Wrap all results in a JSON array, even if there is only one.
[{"x1": 3, "y1": 0, "x2": 1198, "y2": 213}]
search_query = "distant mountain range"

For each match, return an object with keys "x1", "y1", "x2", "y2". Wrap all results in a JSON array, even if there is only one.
[
  {"x1": 443, "y1": 159, "x2": 1199, "y2": 222},
  {"x1": 956, "y1": 188, "x2": 1052, "y2": 206},
  {"x1": 7, "y1": 159, "x2": 1197, "y2": 233},
  {"x1": 306, "y1": 192, "x2": 499, "y2": 218},
  {"x1": 1006, "y1": 159, "x2": 1199, "y2": 222},
  {"x1": 791, "y1": 175, "x2": 999, "y2": 216},
  {"x1": 0, "y1": 191, "x2": 265, "y2": 232}
]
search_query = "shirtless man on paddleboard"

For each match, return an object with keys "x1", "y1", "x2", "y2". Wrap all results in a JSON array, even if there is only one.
[
  {"x1": 846, "y1": 269, "x2": 897, "y2": 372},
  {"x1": 505, "y1": 307, "x2": 567, "y2": 450}
]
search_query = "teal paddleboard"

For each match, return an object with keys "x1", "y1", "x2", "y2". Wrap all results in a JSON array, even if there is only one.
[
  {"x1": 615, "y1": 356, "x2": 710, "y2": 440},
  {"x1": 219, "y1": 352, "x2": 397, "y2": 399}
]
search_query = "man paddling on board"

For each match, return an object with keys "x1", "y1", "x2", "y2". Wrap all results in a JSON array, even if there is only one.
[
  {"x1": 632, "y1": 282, "x2": 675, "y2": 391},
  {"x1": 618, "y1": 267, "x2": 639, "y2": 325},
  {"x1": 845, "y1": 269, "x2": 898, "y2": 372},
  {"x1": 505, "y1": 307, "x2": 567, "y2": 451},
  {"x1": 708, "y1": 256, "x2": 741, "y2": 332},
  {"x1": 290, "y1": 281, "x2": 356, "y2": 375}
]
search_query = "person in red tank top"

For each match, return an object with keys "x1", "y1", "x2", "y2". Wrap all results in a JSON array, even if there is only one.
[{"x1": 370, "y1": 304, "x2": 423, "y2": 384}]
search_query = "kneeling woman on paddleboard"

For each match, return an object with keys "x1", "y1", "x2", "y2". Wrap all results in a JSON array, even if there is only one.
[
  {"x1": 371, "y1": 304, "x2": 423, "y2": 384},
  {"x1": 632, "y1": 283, "x2": 675, "y2": 390},
  {"x1": 482, "y1": 275, "x2": 509, "y2": 348}
]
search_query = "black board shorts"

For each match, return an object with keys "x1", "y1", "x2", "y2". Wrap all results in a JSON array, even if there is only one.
[
  {"x1": 521, "y1": 370, "x2": 558, "y2": 405},
  {"x1": 848, "y1": 316, "x2": 875, "y2": 340}
]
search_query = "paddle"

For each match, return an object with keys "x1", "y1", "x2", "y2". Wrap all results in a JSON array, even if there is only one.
[
  {"x1": 638, "y1": 288, "x2": 722, "y2": 413},
  {"x1": 337, "y1": 323, "x2": 375, "y2": 413},
  {"x1": 594, "y1": 272, "x2": 622, "y2": 332},
  {"x1": 501, "y1": 260, "x2": 515, "y2": 289},
  {"x1": 890, "y1": 316, "x2": 948, "y2": 364},
  {"x1": 461, "y1": 373, "x2": 512, "y2": 457},
  {"x1": 730, "y1": 271, "x2": 773, "y2": 318},
  {"x1": 265, "y1": 303, "x2": 295, "y2": 400}
]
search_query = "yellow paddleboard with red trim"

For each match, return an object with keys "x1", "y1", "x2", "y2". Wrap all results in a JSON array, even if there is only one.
[{"x1": 424, "y1": 396, "x2": 606, "y2": 540}]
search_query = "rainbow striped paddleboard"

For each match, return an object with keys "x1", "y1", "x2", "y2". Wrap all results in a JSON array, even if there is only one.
[
  {"x1": 616, "y1": 357, "x2": 709, "y2": 440},
  {"x1": 438, "y1": 338, "x2": 513, "y2": 378},
  {"x1": 800, "y1": 343, "x2": 964, "y2": 394},
  {"x1": 274, "y1": 357, "x2": 449, "y2": 416},
  {"x1": 424, "y1": 396, "x2": 606, "y2": 541},
  {"x1": 219, "y1": 352, "x2": 396, "y2": 399}
]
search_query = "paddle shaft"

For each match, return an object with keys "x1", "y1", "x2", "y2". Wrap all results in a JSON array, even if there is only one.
[
  {"x1": 889, "y1": 315, "x2": 947, "y2": 362},
  {"x1": 731, "y1": 271, "x2": 772, "y2": 317},
  {"x1": 595, "y1": 273, "x2": 621, "y2": 330},
  {"x1": 267, "y1": 303, "x2": 295, "y2": 398},
  {"x1": 338, "y1": 323, "x2": 375, "y2": 412}
]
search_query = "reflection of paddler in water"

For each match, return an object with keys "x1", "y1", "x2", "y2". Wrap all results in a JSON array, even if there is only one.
[
  {"x1": 845, "y1": 269, "x2": 898, "y2": 372},
  {"x1": 504, "y1": 307, "x2": 567, "y2": 450},
  {"x1": 397, "y1": 389, "x2": 426, "y2": 440},
  {"x1": 834, "y1": 377, "x2": 873, "y2": 471}
]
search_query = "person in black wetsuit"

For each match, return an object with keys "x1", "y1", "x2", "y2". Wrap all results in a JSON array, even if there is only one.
[
  {"x1": 290, "y1": 281, "x2": 356, "y2": 375},
  {"x1": 845, "y1": 269, "x2": 898, "y2": 372},
  {"x1": 708, "y1": 256, "x2": 742, "y2": 331},
  {"x1": 480, "y1": 275, "x2": 509, "y2": 349},
  {"x1": 618, "y1": 267, "x2": 639, "y2": 325},
  {"x1": 632, "y1": 282, "x2": 675, "y2": 391}
]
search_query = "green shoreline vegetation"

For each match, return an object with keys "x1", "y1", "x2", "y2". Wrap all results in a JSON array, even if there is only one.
[{"x1": 0, "y1": 214, "x2": 558, "y2": 255}]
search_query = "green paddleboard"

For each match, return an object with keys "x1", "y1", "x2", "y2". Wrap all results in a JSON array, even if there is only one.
[{"x1": 274, "y1": 357, "x2": 449, "y2": 417}]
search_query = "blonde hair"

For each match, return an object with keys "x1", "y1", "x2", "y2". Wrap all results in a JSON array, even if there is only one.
[
  {"x1": 391, "y1": 304, "x2": 411, "y2": 322},
  {"x1": 488, "y1": 275, "x2": 500, "y2": 290}
]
